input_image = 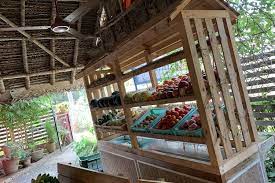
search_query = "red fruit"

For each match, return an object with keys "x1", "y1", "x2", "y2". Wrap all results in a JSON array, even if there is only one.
[
  {"x1": 170, "y1": 115, "x2": 176, "y2": 121},
  {"x1": 172, "y1": 90, "x2": 179, "y2": 97},
  {"x1": 193, "y1": 115, "x2": 200, "y2": 122},
  {"x1": 186, "y1": 119, "x2": 196, "y2": 126},
  {"x1": 178, "y1": 80, "x2": 189, "y2": 88},
  {"x1": 188, "y1": 123, "x2": 199, "y2": 131},
  {"x1": 182, "y1": 122, "x2": 189, "y2": 129},
  {"x1": 183, "y1": 105, "x2": 190, "y2": 109},
  {"x1": 175, "y1": 107, "x2": 180, "y2": 112},
  {"x1": 182, "y1": 110, "x2": 188, "y2": 115}
]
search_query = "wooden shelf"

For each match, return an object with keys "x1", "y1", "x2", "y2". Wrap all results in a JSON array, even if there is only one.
[
  {"x1": 133, "y1": 132, "x2": 206, "y2": 144},
  {"x1": 91, "y1": 106, "x2": 122, "y2": 112},
  {"x1": 95, "y1": 125, "x2": 128, "y2": 133},
  {"x1": 125, "y1": 95, "x2": 196, "y2": 108},
  {"x1": 121, "y1": 50, "x2": 184, "y2": 81},
  {"x1": 88, "y1": 79, "x2": 116, "y2": 91}
]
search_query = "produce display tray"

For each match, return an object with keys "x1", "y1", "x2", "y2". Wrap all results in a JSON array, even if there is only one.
[
  {"x1": 174, "y1": 109, "x2": 203, "y2": 137},
  {"x1": 150, "y1": 107, "x2": 196, "y2": 135},
  {"x1": 131, "y1": 108, "x2": 166, "y2": 133}
]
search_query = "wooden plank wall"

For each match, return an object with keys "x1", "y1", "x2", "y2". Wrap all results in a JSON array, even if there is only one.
[
  {"x1": 0, "y1": 111, "x2": 68, "y2": 154},
  {"x1": 240, "y1": 51, "x2": 275, "y2": 127}
]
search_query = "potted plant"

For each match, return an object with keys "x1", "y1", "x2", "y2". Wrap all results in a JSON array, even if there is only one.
[
  {"x1": 73, "y1": 136, "x2": 99, "y2": 168},
  {"x1": 45, "y1": 121, "x2": 56, "y2": 153},
  {"x1": 2, "y1": 142, "x2": 21, "y2": 175},
  {"x1": 18, "y1": 149, "x2": 31, "y2": 167},
  {"x1": 1, "y1": 142, "x2": 13, "y2": 158},
  {"x1": 29, "y1": 143, "x2": 44, "y2": 162}
]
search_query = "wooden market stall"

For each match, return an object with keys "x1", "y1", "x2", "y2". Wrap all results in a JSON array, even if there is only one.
[{"x1": 76, "y1": 0, "x2": 265, "y2": 182}]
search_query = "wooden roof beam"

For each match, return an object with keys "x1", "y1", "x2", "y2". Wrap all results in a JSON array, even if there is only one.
[
  {"x1": 0, "y1": 37, "x2": 78, "y2": 41},
  {"x1": 21, "y1": 0, "x2": 31, "y2": 90},
  {"x1": 0, "y1": 78, "x2": 5, "y2": 94},
  {"x1": 71, "y1": 14, "x2": 81, "y2": 84},
  {"x1": 1, "y1": 66, "x2": 84, "y2": 80},
  {"x1": 0, "y1": 14, "x2": 70, "y2": 67},
  {"x1": 63, "y1": 0, "x2": 99, "y2": 24},
  {"x1": 50, "y1": 0, "x2": 57, "y2": 85},
  {"x1": 58, "y1": 0, "x2": 88, "y2": 2},
  {"x1": 0, "y1": 26, "x2": 96, "y2": 40},
  {"x1": 0, "y1": 26, "x2": 50, "y2": 32}
]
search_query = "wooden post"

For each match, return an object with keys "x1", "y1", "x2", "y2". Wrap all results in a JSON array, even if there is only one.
[
  {"x1": 71, "y1": 3, "x2": 82, "y2": 84},
  {"x1": 111, "y1": 57, "x2": 139, "y2": 149},
  {"x1": 224, "y1": 18, "x2": 258, "y2": 142},
  {"x1": 177, "y1": 13, "x2": 222, "y2": 167},
  {"x1": 50, "y1": 0, "x2": 56, "y2": 85},
  {"x1": 144, "y1": 49, "x2": 158, "y2": 87},
  {"x1": 84, "y1": 75, "x2": 100, "y2": 140},
  {"x1": 0, "y1": 78, "x2": 5, "y2": 93},
  {"x1": 205, "y1": 18, "x2": 243, "y2": 152},
  {"x1": 21, "y1": 0, "x2": 31, "y2": 90}
]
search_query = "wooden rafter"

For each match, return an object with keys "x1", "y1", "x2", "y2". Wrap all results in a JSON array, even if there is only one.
[
  {"x1": 63, "y1": 0, "x2": 100, "y2": 24},
  {"x1": 71, "y1": 9, "x2": 81, "y2": 84},
  {"x1": 0, "y1": 78, "x2": 5, "y2": 94},
  {"x1": 0, "y1": 26, "x2": 50, "y2": 32},
  {"x1": 0, "y1": 37, "x2": 79, "y2": 41},
  {"x1": 0, "y1": 66, "x2": 84, "y2": 80},
  {"x1": 21, "y1": 0, "x2": 31, "y2": 90},
  {"x1": 0, "y1": 14, "x2": 70, "y2": 67},
  {"x1": 0, "y1": 26, "x2": 96, "y2": 40},
  {"x1": 50, "y1": 0, "x2": 57, "y2": 85}
]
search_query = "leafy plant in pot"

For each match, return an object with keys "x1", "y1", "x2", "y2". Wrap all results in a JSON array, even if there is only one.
[
  {"x1": 2, "y1": 142, "x2": 21, "y2": 175},
  {"x1": 29, "y1": 142, "x2": 44, "y2": 162},
  {"x1": 18, "y1": 149, "x2": 31, "y2": 167},
  {"x1": 45, "y1": 121, "x2": 57, "y2": 153}
]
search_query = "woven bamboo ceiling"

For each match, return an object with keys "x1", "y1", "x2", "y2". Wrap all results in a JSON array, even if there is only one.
[
  {"x1": 0, "y1": 0, "x2": 237, "y2": 102},
  {"x1": 0, "y1": 0, "x2": 101, "y2": 94}
]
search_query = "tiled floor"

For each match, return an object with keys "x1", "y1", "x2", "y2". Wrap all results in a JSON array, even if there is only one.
[{"x1": 0, "y1": 144, "x2": 78, "y2": 183}]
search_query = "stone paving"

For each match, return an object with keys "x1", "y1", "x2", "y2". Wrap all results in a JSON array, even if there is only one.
[{"x1": 0, "y1": 145, "x2": 78, "y2": 183}]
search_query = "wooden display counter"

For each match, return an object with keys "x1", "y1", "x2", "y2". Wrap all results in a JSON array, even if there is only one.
[
  {"x1": 76, "y1": 0, "x2": 269, "y2": 182},
  {"x1": 99, "y1": 135, "x2": 271, "y2": 183}
]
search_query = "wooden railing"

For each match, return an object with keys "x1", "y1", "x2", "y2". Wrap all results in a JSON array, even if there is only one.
[{"x1": 0, "y1": 112, "x2": 71, "y2": 154}]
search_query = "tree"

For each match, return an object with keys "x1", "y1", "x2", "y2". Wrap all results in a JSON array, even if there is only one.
[{"x1": 226, "y1": 0, "x2": 274, "y2": 57}]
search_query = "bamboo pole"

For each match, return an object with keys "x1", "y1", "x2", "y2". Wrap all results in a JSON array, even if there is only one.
[
  {"x1": 1, "y1": 66, "x2": 84, "y2": 80},
  {"x1": 50, "y1": 0, "x2": 57, "y2": 85},
  {"x1": 71, "y1": 4, "x2": 82, "y2": 84},
  {"x1": 21, "y1": 0, "x2": 31, "y2": 90}
]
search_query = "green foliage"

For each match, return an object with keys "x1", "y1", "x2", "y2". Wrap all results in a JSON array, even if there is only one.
[
  {"x1": 45, "y1": 121, "x2": 57, "y2": 143},
  {"x1": 0, "y1": 96, "x2": 51, "y2": 131},
  {"x1": 265, "y1": 146, "x2": 275, "y2": 182},
  {"x1": 57, "y1": 123, "x2": 69, "y2": 145},
  {"x1": 73, "y1": 137, "x2": 98, "y2": 158},
  {"x1": 18, "y1": 148, "x2": 31, "y2": 161},
  {"x1": 4, "y1": 141, "x2": 25, "y2": 159},
  {"x1": 31, "y1": 174, "x2": 59, "y2": 183},
  {"x1": 28, "y1": 139, "x2": 46, "y2": 152},
  {"x1": 227, "y1": 0, "x2": 275, "y2": 57}
]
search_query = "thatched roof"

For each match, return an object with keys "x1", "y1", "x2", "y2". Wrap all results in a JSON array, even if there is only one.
[
  {"x1": 0, "y1": 0, "x2": 99, "y2": 93},
  {"x1": 0, "y1": 0, "x2": 238, "y2": 101}
]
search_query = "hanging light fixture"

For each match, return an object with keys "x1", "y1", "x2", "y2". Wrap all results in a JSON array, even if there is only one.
[{"x1": 51, "y1": 0, "x2": 70, "y2": 33}]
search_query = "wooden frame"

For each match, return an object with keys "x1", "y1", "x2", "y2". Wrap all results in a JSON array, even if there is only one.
[{"x1": 78, "y1": 1, "x2": 259, "y2": 178}]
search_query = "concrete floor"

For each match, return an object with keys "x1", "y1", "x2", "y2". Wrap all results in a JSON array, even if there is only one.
[{"x1": 0, "y1": 145, "x2": 78, "y2": 183}]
